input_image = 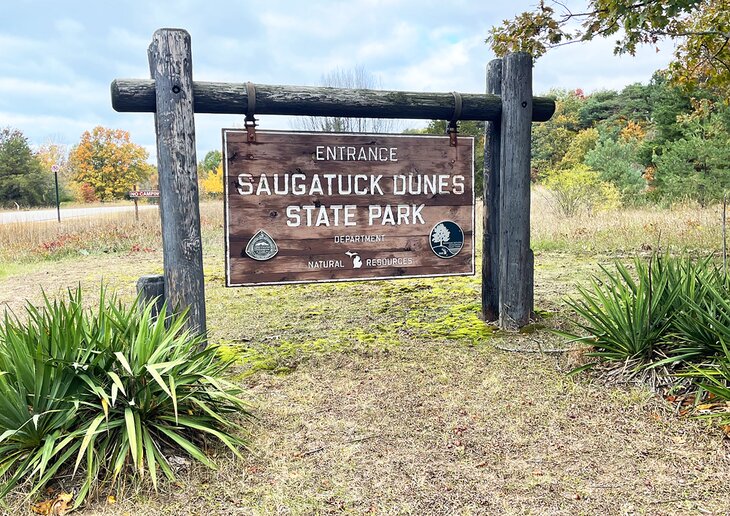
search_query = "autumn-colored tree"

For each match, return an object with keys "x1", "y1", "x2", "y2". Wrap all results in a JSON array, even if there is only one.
[
  {"x1": 68, "y1": 127, "x2": 151, "y2": 201},
  {"x1": 35, "y1": 141, "x2": 77, "y2": 203},
  {"x1": 487, "y1": 0, "x2": 729, "y2": 92},
  {"x1": 199, "y1": 163, "x2": 224, "y2": 198},
  {"x1": 530, "y1": 89, "x2": 585, "y2": 178},
  {"x1": 558, "y1": 127, "x2": 599, "y2": 169},
  {"x1": 35, "y1": 142, "x2": 68, "y2": 175}
]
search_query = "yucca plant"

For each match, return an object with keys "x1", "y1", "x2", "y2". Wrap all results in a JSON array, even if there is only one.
[
  {"x1": 0, "y1": 290, "x2": 93, "y2": 498},
  {"x1": 667, "y1": 261, "x2": 730, "y2": 362},
  {"x1": 71, "y1": 300, "x2": 252, "y2": 501},
  {"x1": 679, "y1": 337, "x2": 730, "y2": 426},
  {"x1": 0, "y1": 288, "x2": 252, "y2": 506},
  {"x1": 564, "y1": 255, "x2": 680, "y2": 368}
]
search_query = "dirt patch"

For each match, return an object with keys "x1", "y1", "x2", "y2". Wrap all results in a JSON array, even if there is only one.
[
  {"x1": 75, "y1": 343, "x2": 730, "y2": 515},
  {"x1": 2, "y1": 250, "x2": 729, "y2": 515},
  {"x1": 0, "y1": 252, "x2": 162, "y2": 315}
]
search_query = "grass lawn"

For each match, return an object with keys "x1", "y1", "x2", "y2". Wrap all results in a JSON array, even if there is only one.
[{"x1": 1, "y1": 195, "x2": 728, "y2": 514}]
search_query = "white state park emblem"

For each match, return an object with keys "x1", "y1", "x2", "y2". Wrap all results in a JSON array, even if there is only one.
[
  {"x1": 429, "y1": 221, "x2": 464, "y2": 259},
  {"x1": 245, "y1": 229, "x2": 278, "y2": 261}
]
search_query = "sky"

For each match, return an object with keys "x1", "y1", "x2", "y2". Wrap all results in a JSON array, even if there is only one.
[{"x1": 1, "y1": 0, "x2": 675, "y2": 162}]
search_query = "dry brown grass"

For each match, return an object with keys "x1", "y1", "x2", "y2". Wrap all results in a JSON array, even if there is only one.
[
  {"x1": 0, "y1": 202, "x2": 224, "y2": 266},
  {"x1": 531, "y1": 186, "x2": 723, "y2": 255},
  {"x1": 52, "y1": 345, "x2": 730, "y2": 515},
  {"x1": 0, "y1": 209, "x2": 161, "y2": 265},
  {"x1": 2, "y1": 198, "x2": 730, "y2": 514}
]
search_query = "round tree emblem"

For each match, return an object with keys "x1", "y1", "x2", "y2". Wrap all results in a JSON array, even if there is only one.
[{"x1": 429, "y1": 221, "x2": 464, "y2": 259}]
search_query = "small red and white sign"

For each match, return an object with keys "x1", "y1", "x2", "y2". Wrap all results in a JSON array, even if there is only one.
[{"x1": 129, "y1": 190, "x2": 160, "y2": 198}]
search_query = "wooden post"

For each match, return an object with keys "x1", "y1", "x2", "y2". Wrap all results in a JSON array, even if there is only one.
[
  {"x1": 147, "y1": 29, "x2": 207, "y2": 337},
  {"x1": 482, "y1": 59, "x2": 502, "y2": 322},
  {"x1": 137, "y1": 274, "x2": 165, "y2": 318},
  {"x1": 133, "y1": 185, "x2": 139, "y2": 222},
  {"x1": 498, "y1": 52, "x2": 533, "y2": 329}
]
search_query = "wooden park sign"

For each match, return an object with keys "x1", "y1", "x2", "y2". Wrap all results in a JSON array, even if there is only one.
[
  {"x1": 224, "y1": 131, "x2": 474, "y2": 286},
  {"x1": 112, "y1": 29, "x2": 555, "y2": 333}
]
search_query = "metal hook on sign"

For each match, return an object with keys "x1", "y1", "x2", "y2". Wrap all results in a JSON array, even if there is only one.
[
  {"x1": 245, "y1": 81, "x2": 257, "y2": 143},
  {"x1": 447, "y1": 91, "x2": 462, "y2": 147}
]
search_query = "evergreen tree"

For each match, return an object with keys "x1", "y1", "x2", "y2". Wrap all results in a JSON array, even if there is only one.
[{"x1": 0, "y1": 128, "x2": 52, "y2": 208}]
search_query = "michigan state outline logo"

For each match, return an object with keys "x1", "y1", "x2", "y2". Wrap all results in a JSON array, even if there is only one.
[{"x1": 429, "y1": 221, "x2": 464, "y2": 259}]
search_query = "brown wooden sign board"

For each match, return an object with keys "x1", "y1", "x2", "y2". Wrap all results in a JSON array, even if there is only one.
[{"x1": 223, "y1": 130, "x2": 474, "y2": 286}]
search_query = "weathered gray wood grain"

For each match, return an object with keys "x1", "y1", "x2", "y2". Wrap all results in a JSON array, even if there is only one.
[
  {"x1": 111, "y1": 79, "x2": 555, "y2": 122},
  {"x1": 498, "y1": 53, "x2": 533, "y2": 329},
  {"x1": 482, "y1": 59, "x2": 502, "y2": 323},
  {"x1": 136, "y1": 274, "x2": 165, "y2": 318},
  {"x1": 148, "y1": 28, "x2": 207, "y2": 338}
]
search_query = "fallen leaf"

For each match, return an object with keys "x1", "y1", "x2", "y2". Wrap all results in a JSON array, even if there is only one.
[
  {"x1": 31, "y1": 492, "x2": 73, "y2": 516},
  {"x1": 695, "y1": 403, "x2": 716, "y2": 411},
  {"x1": 30, "y1": 500, "x2": 52, "y2": 515}
]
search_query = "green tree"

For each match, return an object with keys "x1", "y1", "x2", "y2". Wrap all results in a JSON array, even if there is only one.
[
  {"x1": 585, "y1": 136, "x2": 646, "y2": 201},
  {"x1": 530, "y1": 89, "x2": 585, "y2": 177},
  {"x1": 578, "y1": 90, "x2": 621, "y2": 128},
  {"x1": 487, "y1": 0, "x2": 730, "y2": 92},
  {"x1": 68, "y1": 127, "x2": 151, "y2": 201},
  {"x1": 198, "y1": 150, "x2": 221, "y2": 176},
  {"x1": 653, "y1": 100, "x2": 730, "y2": 205},
  {"x1": 647, "y1": 73, "x2": 696, "y2": 143},
  {"x1": 0, "y1": 128, "x2": 52, "y2": 208}
]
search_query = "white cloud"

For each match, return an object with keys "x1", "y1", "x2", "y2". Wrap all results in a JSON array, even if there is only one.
[
  {"x1": 534, "y1": 36, "x2": 674, "y2": 94},
  {"x1": 0, "y1": 77, "x2": 106, "y2": 106},
  {"x1": 0, "y1": 112, "x2": 101, "y2": 144},
  {"x1": 0, "y1": 33, "x2": 42, "y2": 54},
  {"x1": 0, "y1": 0, "x2": 681, "y2": 156},
  {"x1": 393, "y1": 36, "x2": 484, "y2": 92}
]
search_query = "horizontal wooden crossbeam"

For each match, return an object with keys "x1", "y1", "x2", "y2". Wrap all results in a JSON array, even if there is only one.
[{"x1": 111, "y1": 79, "x2": 555, "y2": 122}]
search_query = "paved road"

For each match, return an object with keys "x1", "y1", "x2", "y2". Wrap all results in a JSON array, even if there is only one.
[{"x1": 0, "y1": 205, "x2": 157, "y2": 224}]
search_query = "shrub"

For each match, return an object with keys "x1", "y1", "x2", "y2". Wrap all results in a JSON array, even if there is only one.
[
  {"x1": 661, "y1": 257, "x2": 728, "y2": 362},
  {"x1": 681, "y1": 339, "x2": 730, "y2": 426},
  {"x1": 0, "y1": 291, "x2": 90, "y2": 498},
  {"x1": 0, "y1": 288, "x2": 251, "y2": 506},
  {"x1": 543, "y1": 164, "x2": 620, "y2": 217},
  {"x1": 563, "y1": 255, "x2": 679, "y2": 367},
  {"x1": 565, "y1": 253, "x2": 730, "y2": 373}
]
